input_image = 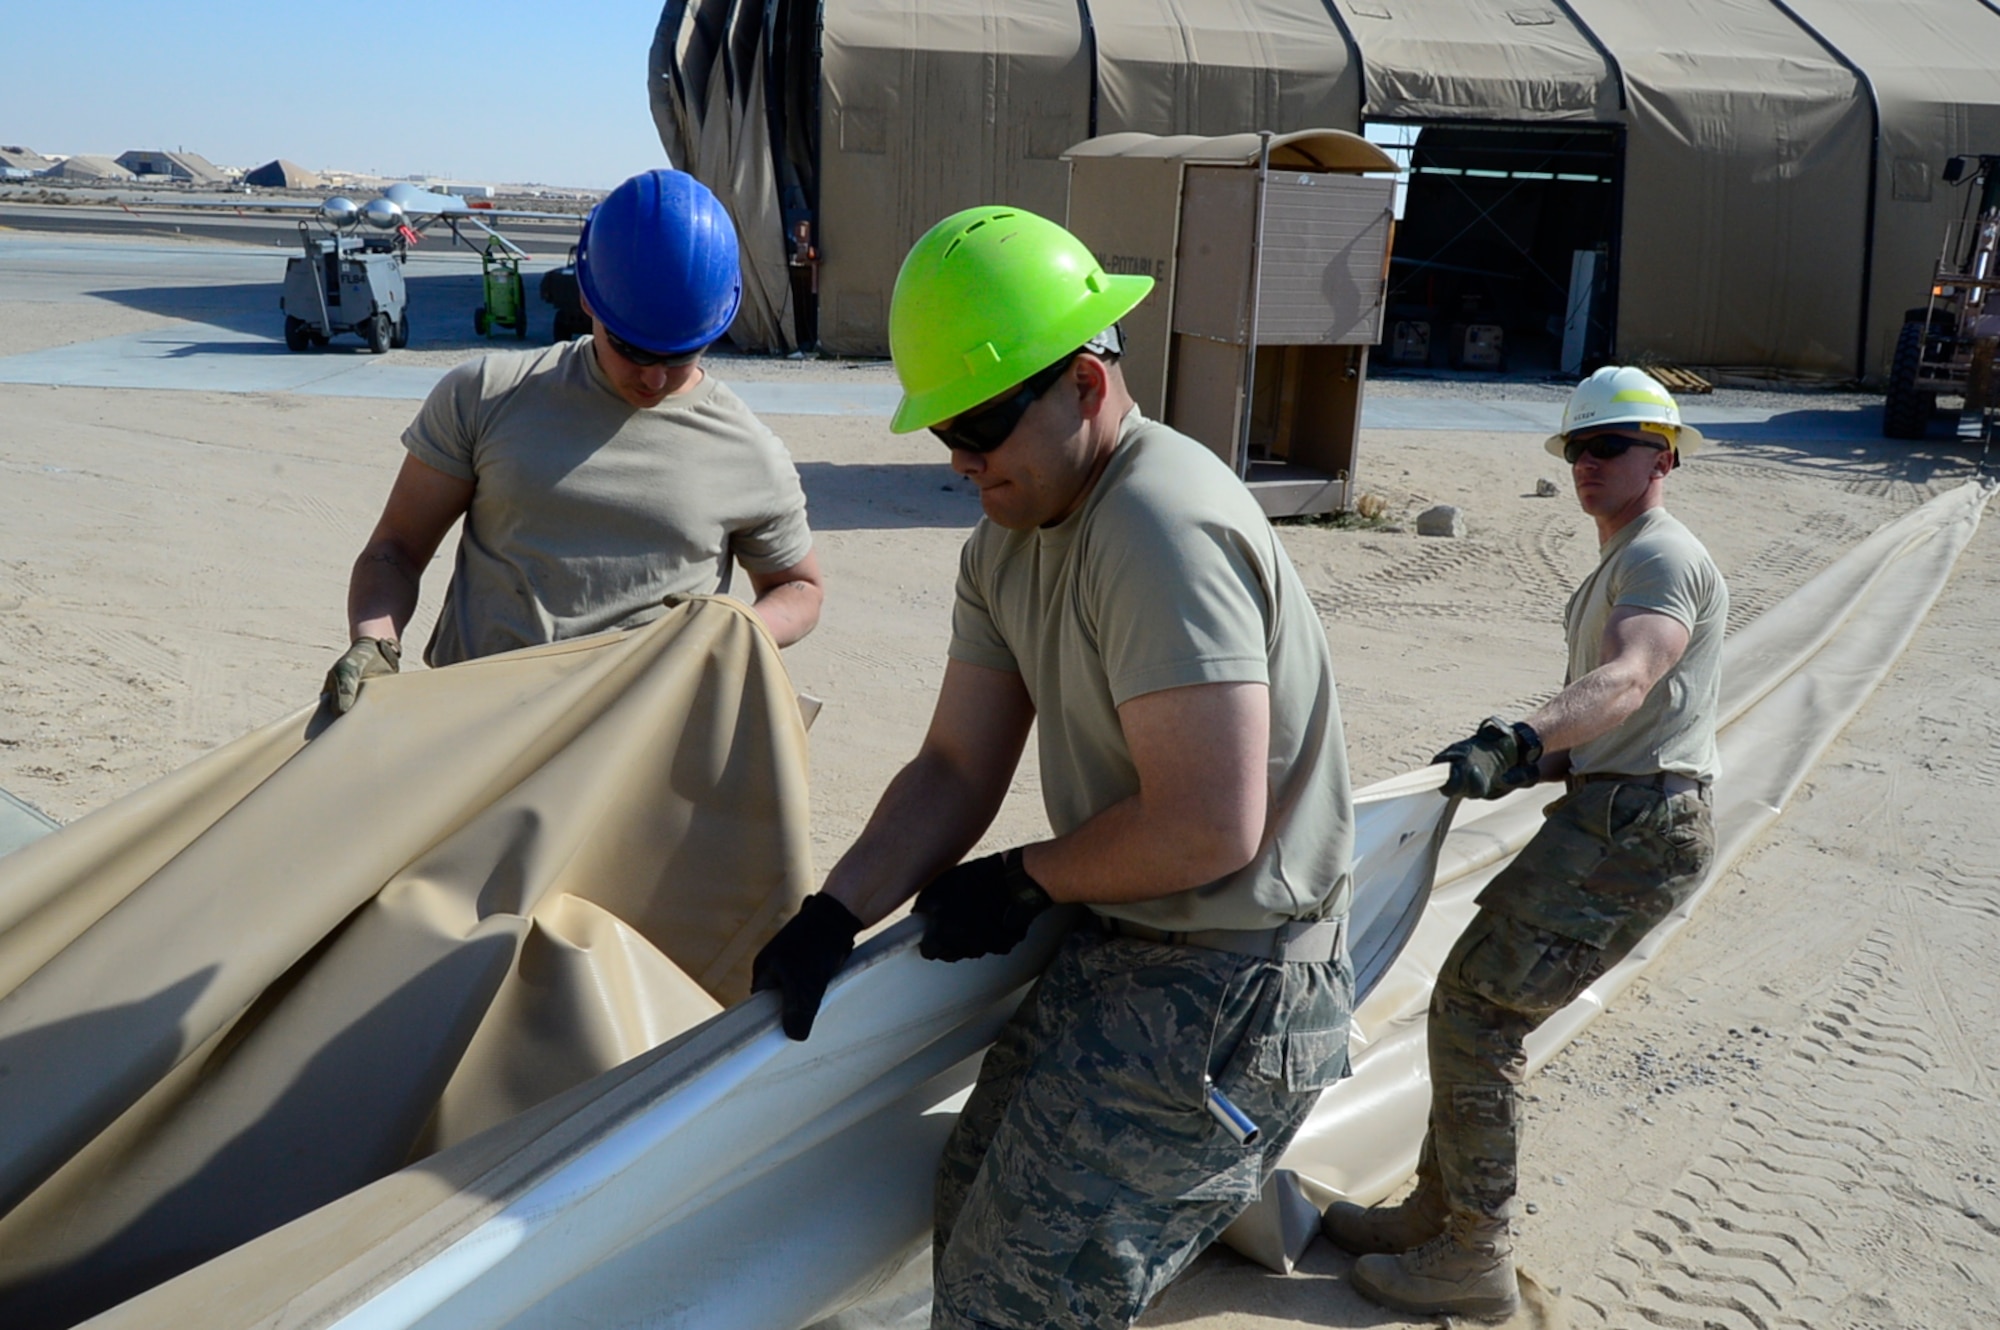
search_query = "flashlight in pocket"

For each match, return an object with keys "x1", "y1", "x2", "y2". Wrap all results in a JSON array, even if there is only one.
[{"x1": 1203, "y1": 1077, "x2": 1260, "y2": 1146}]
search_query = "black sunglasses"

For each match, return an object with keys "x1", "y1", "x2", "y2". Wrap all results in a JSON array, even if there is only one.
[
  {"x1": 601, "y1": 324, "x2": 695, "y2": 368},
  {"x1": 930, "y1": 354, "x2": 1080, "y2": 454},
  {"x1": 1562, "y1": 431, "x2": 1670, "y2": 465}
]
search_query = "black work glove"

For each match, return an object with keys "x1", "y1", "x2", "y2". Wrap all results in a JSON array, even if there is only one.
[
  {"x1": 913, "y1": 849, "x2": 1052, "y2": 962},
  {"x1": 322, "y1": 637, "x2": 401, "y2": 715},
  {"x1": 751, "y1": 893, "x2": 864, "y2": 1041},
  {"x1": 1433, "y1": 716, "x2": 1544, "y2": 800}
]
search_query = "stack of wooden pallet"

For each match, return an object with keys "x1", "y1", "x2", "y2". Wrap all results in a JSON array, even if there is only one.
[{"x1": 1648, "y1": 365, "x2": 1713, "y2": 394}]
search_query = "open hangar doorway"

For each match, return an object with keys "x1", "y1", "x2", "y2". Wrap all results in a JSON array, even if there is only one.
[{"x1": 1364, "y1": 122, "x2": 1624, "y2": 378}]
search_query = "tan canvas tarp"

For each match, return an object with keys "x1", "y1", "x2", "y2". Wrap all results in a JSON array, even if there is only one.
[
  {"x1": 1088, "y1": 0, "x2": 1359, "y2": 138},
  {"x1": 813, "y1": 0, "x2": 1093, "y2": 355},
  {"x1": 1328, "y1": 0, "x2": 1618, "y2": 122},
  {"x1": 0, "y1": 599, "x2": 811, "y2": 1326},
  {"x1": 1568, "y1": 0, "x2": 1871, "y2": 374},
  {"x1": 1780, "y1": 0, "x2": 2000, "y2": 378}
]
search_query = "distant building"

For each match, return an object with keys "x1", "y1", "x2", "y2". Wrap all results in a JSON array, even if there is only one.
[
  {"x1": 243, "y1": 159, "x2": 323, "y2": 189},
  {"x1": 117, "y1": 150, "x2": 228, "y2": 186},
  {"x1": 434, "y1": 182, "x2": 495, "y2": 200},
  {"x1": 43, "y1": 155, "x2": 137, "y2": 182},
  {"x1": 0, "y1": 145, "x2": 54, "y2": 174}
]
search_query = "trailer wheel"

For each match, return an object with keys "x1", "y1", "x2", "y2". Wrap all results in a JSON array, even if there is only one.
[
  {"x1": 284, "y1": 316, "x2": 311, "y2": 353},
  {"x1": 474, "y1": 306, "x2": 490, "y2": 337},
  {"x1": 1883, "y1": 318, "x2": 1935, "y2": 439},
  {"x1": 366, "y1": 313, "x2": 393, "y2": 355},
  {"x1": 390, "y1": 313, "x2": 409, "y2": 349}
]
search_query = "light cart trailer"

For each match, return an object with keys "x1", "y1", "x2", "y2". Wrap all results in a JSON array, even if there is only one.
[{"x1": 280, "y1": 197, "x2": 410, "y2": 354}]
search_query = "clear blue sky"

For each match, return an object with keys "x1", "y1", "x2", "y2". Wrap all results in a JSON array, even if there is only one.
[{"x1": 1, "y1": 1, "x2": 673, "y2": 188}]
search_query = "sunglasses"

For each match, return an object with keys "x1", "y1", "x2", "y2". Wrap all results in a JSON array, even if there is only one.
[
  {"x1": 601, "y1": 324, "x2": 694, "y2": 368},
  {"x1": 1563, "y1": 431, "x2": 1671, "y2": 465},
  {"x1": 930, "y1": 354, "x2": 1080, "y2": 454}
]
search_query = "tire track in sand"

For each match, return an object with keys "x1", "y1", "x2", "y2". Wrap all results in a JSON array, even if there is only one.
[{"x1": 1574, "y1": 926, "x2": 2000, "y2": 1329}]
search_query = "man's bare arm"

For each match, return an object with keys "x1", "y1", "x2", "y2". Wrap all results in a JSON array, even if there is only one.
[
  {"x1": 745, "y1": 549, "x2": 825, "y2": 647},
  {"x1": 1526, "y1": 605, "x2": 1690, "y2": 775},
  {"x1": 348, "y1": 455, "x2": 475, "y2": 644},
  {"x1": 1023, "y1": 681, "x2": 1270, "y2": 905},
  {"x1": 821, "y1": 658, "x2": 1036, "y2": 925}
]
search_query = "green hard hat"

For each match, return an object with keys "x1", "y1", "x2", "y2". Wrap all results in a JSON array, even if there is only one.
[{"x1": 888, "y1": 206, "x2": 1154, "y2": 434}]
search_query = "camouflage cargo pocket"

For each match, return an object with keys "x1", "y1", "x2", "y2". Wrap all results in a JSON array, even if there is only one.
[
  {"x1": 1446, "y1": 912, "x2": 1604, "y2": 1020},
  {"x1": 1477, "y1": 782, "x2": 1706, "y2": 949},
  {"x1": 1231, "y1": 957, "x2": 1353, "y2": 1094},
  {"x1": 1281, "y1": 1026, "x2": 1351, "y2": 1092},
  {"x1": 1629, "y1": 789, "x2": 1714, "y2": 892}
]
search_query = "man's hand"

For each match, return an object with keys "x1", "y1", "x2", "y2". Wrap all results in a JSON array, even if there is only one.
[
  {"x1": 913, "y1": 849, "x2": 1052, "y2": 962},
  {"x1": 1433, "y1": 717, "x2": 1543, "y2": 800},
  {"x1": 322, "y1": 637, "x2": 401, "y2": 715},
  {"x1": 751, "y1": 893, "x2": 865, "y2": 1040}
]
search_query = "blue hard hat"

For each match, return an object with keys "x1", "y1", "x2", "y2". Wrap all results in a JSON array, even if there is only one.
[{"x1": 576, "y1": 169, "x2": 742, "y2": 356}]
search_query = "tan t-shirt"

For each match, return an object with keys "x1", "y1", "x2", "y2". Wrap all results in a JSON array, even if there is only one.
[
  {"x1": 1564, "y1": 507, "x2": 1727, "y2": 781},
  {"x1": 404, "y1": 339, "x2": 813, "y2": 667},
  {"x1": 949, "y1": 411, "x2": 1353, "y2": 932}
]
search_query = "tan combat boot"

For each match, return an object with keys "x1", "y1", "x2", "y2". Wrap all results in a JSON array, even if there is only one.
[
  {"x1": 1348, "y1": 1220, "x2": 1520, "y2": 1320},
  {"x1": 1320, "y1": 1179, "x2": 1447, "y2": 1255}
]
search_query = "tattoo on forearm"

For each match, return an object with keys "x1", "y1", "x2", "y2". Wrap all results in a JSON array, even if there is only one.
[{"x1": 364, "y1": 548, "x2": 420, "y2": 591}]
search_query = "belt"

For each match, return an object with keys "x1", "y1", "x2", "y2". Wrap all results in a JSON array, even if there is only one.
[
  {"x1": 1093, "y1": 914, "x2": 1345, "y2": 963},
  {"x1": 1567, "y1": 770, "x2": 1710, "y2": 799}
]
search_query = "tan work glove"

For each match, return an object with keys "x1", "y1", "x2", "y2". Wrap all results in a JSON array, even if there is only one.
[{"x1": 322, "y1": 637, "x2": 401, "y2": 715}]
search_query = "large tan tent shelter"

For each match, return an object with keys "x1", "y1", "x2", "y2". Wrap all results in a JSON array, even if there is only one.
[{"x1": 652, "y1": 0, "x2": 2000, "y2": 383}]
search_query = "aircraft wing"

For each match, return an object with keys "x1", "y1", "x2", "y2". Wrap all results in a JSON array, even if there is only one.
[
  {"x1": 116, "y1": 187, "x2": 585, "y2": 225},
  {"x1": 455, "y1": 212, "x2": 532, "y2": 259},
  {"x1": 379, "y1": 183, "x2": 583, "y2": 222}
]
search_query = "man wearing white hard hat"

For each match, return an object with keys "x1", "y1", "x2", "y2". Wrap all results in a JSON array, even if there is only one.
[{"x1": 1323, "y1": 366, "x2": 1727, "y2": 1319}]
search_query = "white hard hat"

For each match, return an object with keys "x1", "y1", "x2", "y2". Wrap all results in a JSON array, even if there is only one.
[{"x1": 1544, "y1": 365, "x2": 1705, "y2": 463}]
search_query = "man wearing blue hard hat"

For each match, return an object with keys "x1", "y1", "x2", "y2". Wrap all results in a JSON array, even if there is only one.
[{"x1": 323, "y1": 169, "x2": 822, "y2": 711}]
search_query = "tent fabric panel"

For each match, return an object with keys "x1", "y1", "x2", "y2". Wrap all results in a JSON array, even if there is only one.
[
  {"x1": 650, "y1": 1, "x2": 800, "y2": 354},
  {"x1": 1566, "y1": 0, "x2": 1871, "y2": 373},
  {"x1": 1330, "y1": 0, "x2": 1619, "y2": 123},
  {"x1": 815, "y1": 0, "x2": 1092, "y2": 355},
  {"x1": 1781, "y1": 0, "x2": 2000, "y2": 379},
  {"x1": 1087, "y1": 0, "x2": 1362, "y2": 139}
]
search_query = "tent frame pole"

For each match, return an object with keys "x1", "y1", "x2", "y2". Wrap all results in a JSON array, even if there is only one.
[{"x1": 1237, "y1": 130, "x2": 1274, "y2": 483}]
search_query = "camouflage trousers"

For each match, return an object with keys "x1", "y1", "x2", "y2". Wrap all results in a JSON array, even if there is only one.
[
  {"x1": 1422, "y1": 778, "x2": 1715, "y2": 1229},
  {"x1": 931, "y1": 926, "x2": 1353, "y2": 1330}
]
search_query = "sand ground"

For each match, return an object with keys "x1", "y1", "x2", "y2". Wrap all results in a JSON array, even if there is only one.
[{"x1": 1, "y1": 264, "x2": 1996, "y2": 1328}]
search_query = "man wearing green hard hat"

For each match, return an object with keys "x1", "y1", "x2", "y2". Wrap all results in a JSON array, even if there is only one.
[{"x1": 753, "y1": 206, "x2": 1357, "y2": 1327}]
